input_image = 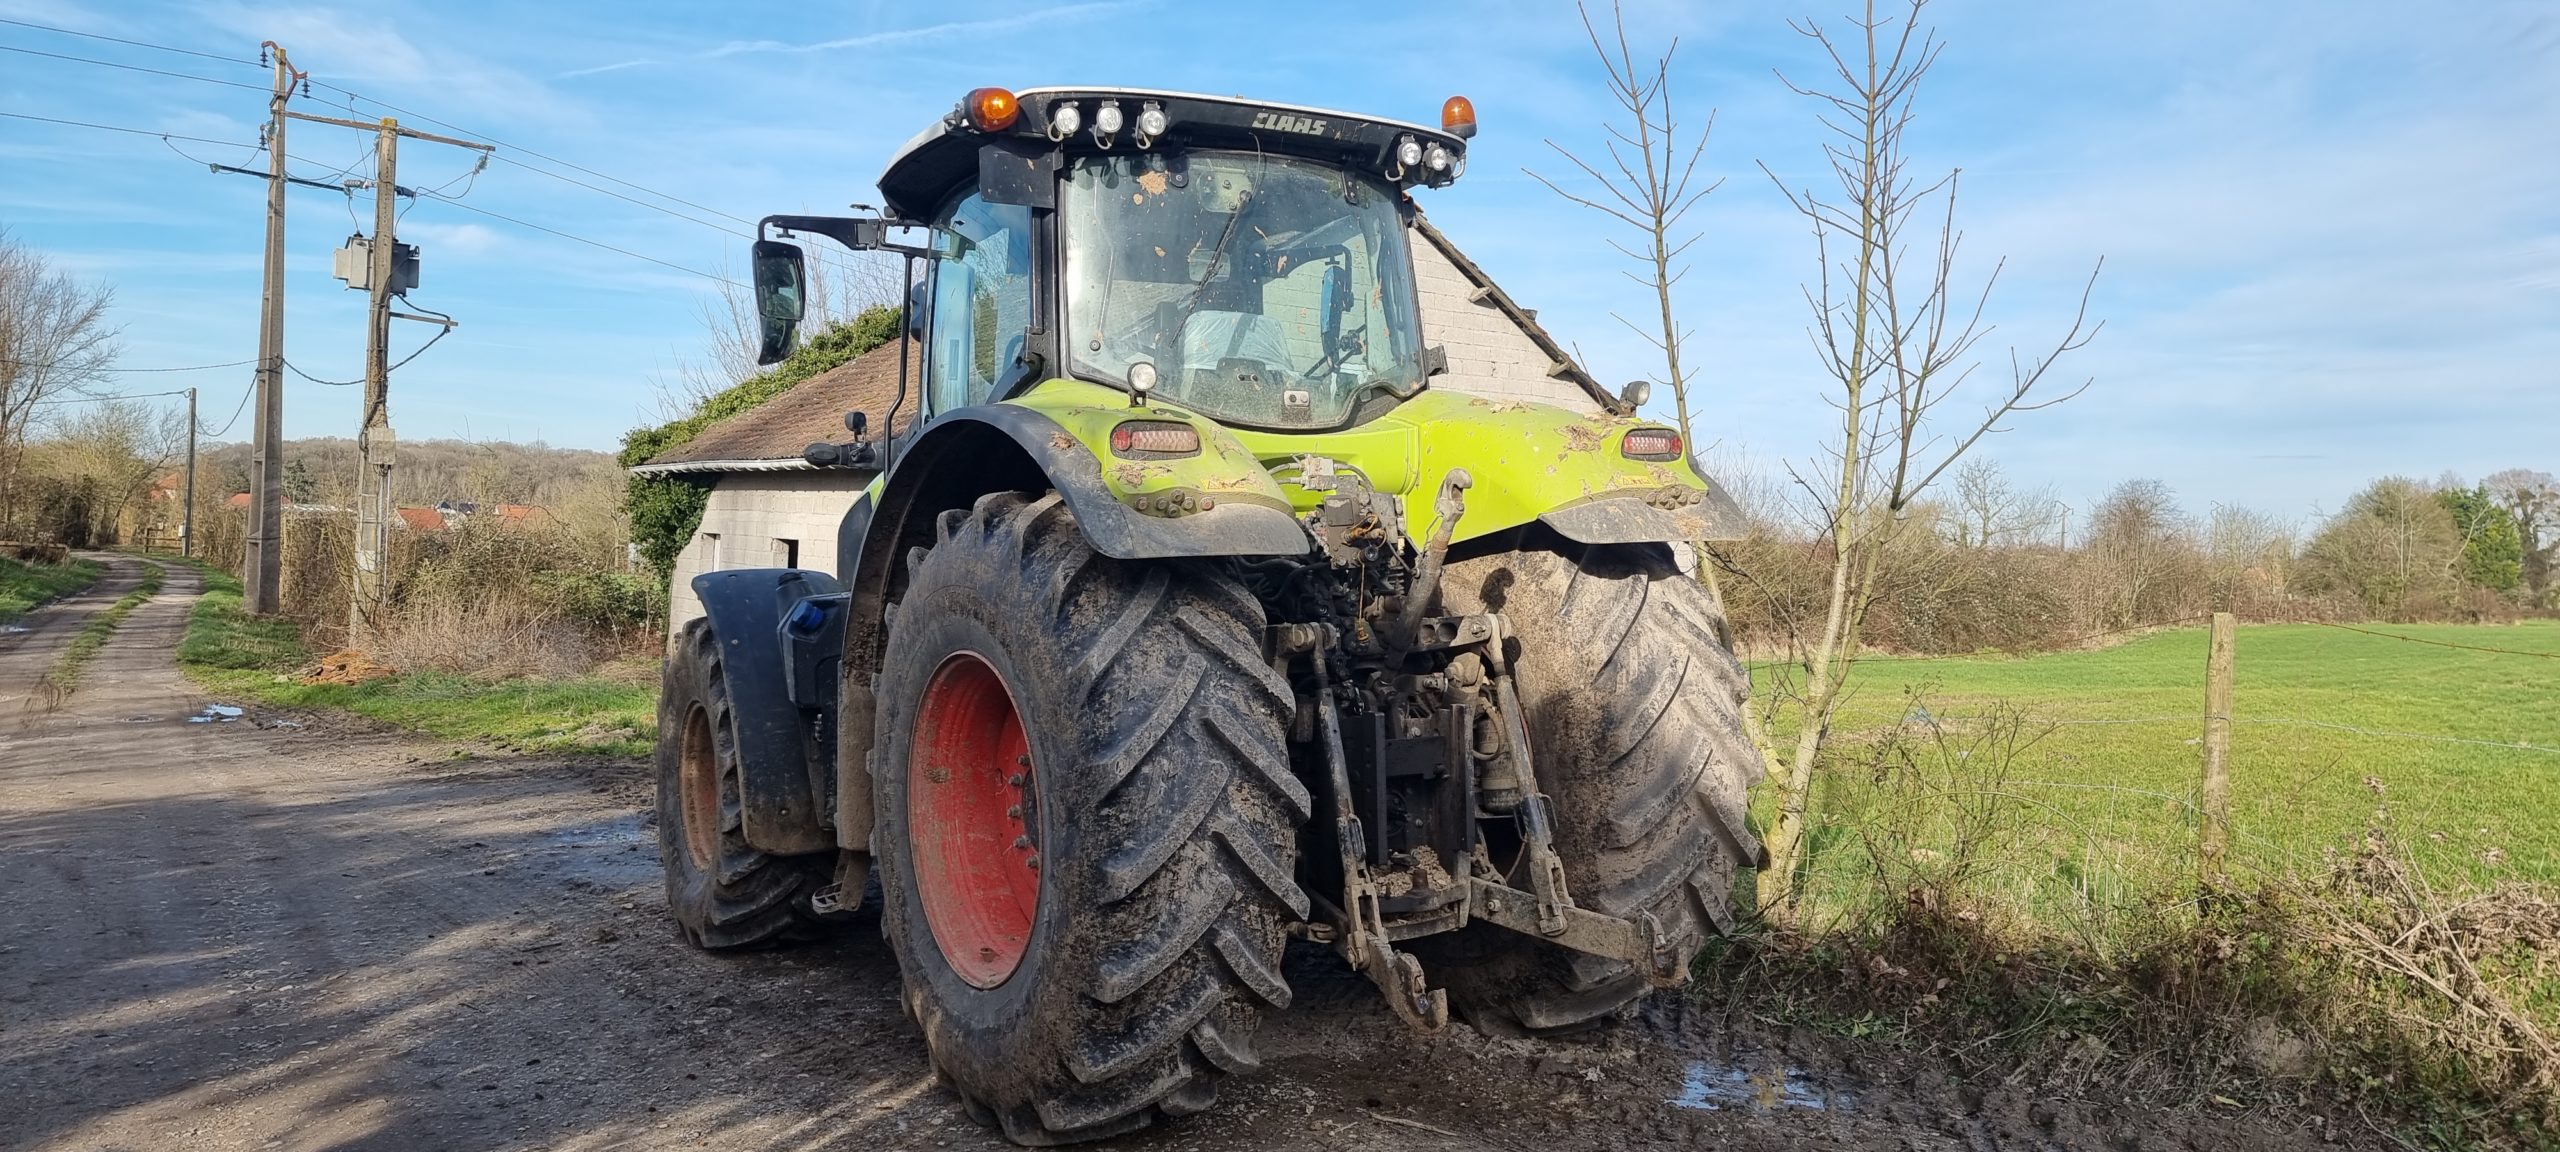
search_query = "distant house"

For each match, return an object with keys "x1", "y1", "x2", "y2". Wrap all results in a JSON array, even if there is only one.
[
  {"x1": 630, "y1": 214, "x2": 1624, "y2": 638},
  {"x1": 393, "y1": 507, "x2": 447, "y2": 533}
]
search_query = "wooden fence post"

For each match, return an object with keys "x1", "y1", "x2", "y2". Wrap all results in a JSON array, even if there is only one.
[{"x1": 2199, "y1": 611, "x2": 2235, "y2": 890}]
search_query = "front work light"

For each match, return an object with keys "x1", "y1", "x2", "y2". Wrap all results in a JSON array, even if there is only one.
[
  {"x1": 965, "y1": 87, "x2": 1020, "y2": 132},
  {"x1": 1048, "y1": 100, "x2": 1082, "y2": 139},
  {"x1": 1136, "y1": 101, "x2": 1169, "y2": 138},
  {"x1": 1395, "y1": 135, "x2": 1423, "y2": 169},
  {"x1": 1424, "y1": 142, "x2": 1452, "y2": 172},
  {"x1": 1094, "y1": 100, "x2": 1124, "y2": 135}
]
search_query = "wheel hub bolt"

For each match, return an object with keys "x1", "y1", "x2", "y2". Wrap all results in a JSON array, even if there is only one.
[
  {"x1": 1013, "y1": 835, "x2": 1032, "y2": 850},
  {"x1": 1008, "y1": 773, "x2": 1027, "y2": 788},
  {"x1": 1025, "y1": 852, "x2": 1040, "y2": 871}
]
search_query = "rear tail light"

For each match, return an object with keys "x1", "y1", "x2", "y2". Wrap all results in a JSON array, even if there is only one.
[
  {"x1": 1109, "y1": 420, "x2": 1200, "y2": 458},
  {"x1": 1621, "y1": 427, "x2": 1683, "y2": 461}
]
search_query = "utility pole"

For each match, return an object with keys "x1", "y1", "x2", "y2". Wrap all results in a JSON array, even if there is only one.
[
  {"x1": 242, "y1": 42, "x2": 296, "y2": 616},
  {"x1": 351, "y1": 117, "x2": 398, "y2": 643},
  {"x1": 183, "y1": 387, "x2": 197, "y2": 558},
  {"x1": 298, "y1": 116, "x2": 483, "y2": 644}
]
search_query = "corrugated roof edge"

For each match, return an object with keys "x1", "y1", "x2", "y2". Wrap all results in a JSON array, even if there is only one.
[{"x1": 628, "y1": 458, "x2": 826, "y2": 477}]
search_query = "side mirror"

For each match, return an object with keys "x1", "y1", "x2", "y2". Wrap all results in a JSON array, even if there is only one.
[
  {"x1": 844, "y1": 409, "x2": 868, "y2": 438},
  {"x1": 905, "y1": 279, "x2": 928, "y2": 341},
  {"x1": 751, "y1": 239, "x2": 806, "y2": 366}
]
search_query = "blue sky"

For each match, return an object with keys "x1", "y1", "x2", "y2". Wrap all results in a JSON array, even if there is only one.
[{"x1": 2, "y1": 0, "x2": 2553, "y2": 524}]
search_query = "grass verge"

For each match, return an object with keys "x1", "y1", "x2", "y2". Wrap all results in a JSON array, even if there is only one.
[
  {"x1": 0, "y1": 555, "x2": 104, "y2": 624},
  {"x1": 1730, "y1": 623, "x2": 2560, "y2": 1151},
  {"x1": 166, "y1": 555, "x2": 657, "y2": 758},
  {"x1": 38, "y1": 561, "x2": 164, "y2": 700}
]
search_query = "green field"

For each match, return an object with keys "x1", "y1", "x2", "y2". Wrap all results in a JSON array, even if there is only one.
[{"x1": 1762, "y1": 619, "x2": 2560, "y2": 910}]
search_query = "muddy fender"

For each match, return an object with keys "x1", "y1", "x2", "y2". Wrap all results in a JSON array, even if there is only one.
[{"x1": 689, "y1": 567, "x2": 845, "y2": 855}]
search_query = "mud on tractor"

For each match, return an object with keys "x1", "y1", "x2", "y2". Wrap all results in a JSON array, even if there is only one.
[{"x1": 656, "y1": 86, "x2": 1764, "y2": 1144}]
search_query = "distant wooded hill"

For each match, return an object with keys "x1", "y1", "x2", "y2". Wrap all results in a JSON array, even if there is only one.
[{"x1": 197, "y1": 437, "x2": 619, "y2": 508}]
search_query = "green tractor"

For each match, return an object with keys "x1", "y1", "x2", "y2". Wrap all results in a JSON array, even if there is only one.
[{"x1": 657, "y1": 85, "x2": 1763, "y2": 1144}]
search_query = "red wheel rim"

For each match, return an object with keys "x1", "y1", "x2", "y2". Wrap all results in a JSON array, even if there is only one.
[
  {"x1": 678, "y1": 704, "x2": 720, "y2": 869},
  {"x1": 909, "y1": 652, "x2": 1041, "y2": 989}
]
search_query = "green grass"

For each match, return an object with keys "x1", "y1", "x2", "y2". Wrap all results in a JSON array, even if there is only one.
[
  {"x1": 0, "y1": 555, "x2": 103, "y2": 624},
  {"x1": 40, "y1": 562, "x2": 163, "y2": 696},
  {"x1": 170, "y1": 558, "x2": 657, "y2": 758},
  {"x1": 1763, "y1": 619, "x2": 2560, "y2": 901}
]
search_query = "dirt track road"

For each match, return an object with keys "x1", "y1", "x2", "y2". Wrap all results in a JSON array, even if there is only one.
[{"x1": 0, "y1": 555, "x2": 2366, "y2": 1151}]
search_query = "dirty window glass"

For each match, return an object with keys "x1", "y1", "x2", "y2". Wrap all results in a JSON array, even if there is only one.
[
  {"x1": 926, "y1": 189, "x2": 1034, "y2": 414},
  {"x1": 1063, "y1": 152, "x2": 1422, "y2": 428}
]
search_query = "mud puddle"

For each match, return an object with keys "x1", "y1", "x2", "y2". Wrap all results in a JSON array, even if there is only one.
[{"x1": 1670, "y1": 1054, "x2": 1855, "y2": 1114}]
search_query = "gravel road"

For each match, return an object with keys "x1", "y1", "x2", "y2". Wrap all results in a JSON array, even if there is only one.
[{"x1": 0, "y1": 555, "x2": 2373, "y2": 1151}]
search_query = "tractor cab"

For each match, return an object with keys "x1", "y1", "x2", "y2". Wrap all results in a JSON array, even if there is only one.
[{"x1": 751, "y1": 87, "x2": 1475, "y2": 432}]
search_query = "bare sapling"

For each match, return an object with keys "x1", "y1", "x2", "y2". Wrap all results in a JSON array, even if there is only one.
[{"x1": 1751, "y1": 0, "x2": 2102, "y2": 913}]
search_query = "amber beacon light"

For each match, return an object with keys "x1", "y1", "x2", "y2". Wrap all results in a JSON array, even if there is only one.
[
  {"x1": 1441, "y1": 95, "x2": 1477, "y2": 139},
  {"x1": 965, "y1": 87, "x2": 1020, "y2": 132}
]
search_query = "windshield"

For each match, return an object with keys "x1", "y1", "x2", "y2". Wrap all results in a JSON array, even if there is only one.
[{"x1": 1064, "y1": 151, "x2": 1423, "y2": 427}]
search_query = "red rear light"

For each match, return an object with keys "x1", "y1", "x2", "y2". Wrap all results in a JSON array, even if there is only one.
[
  {"x1": 1621, "y1": 428, "x2": 1683, "y2": 460},
  {"x1": 1109, "y1": 420, "x2": 1200, "y2": 458}
]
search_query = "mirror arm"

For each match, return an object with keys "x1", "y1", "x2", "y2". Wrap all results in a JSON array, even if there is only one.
[{"x1": 759, "y1": 214, "x2": 932, "y2": 259}]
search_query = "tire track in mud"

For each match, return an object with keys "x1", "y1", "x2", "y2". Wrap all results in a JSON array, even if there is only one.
[{"x1": 0, "y1": 552, "x2": 146, "y2": 715}]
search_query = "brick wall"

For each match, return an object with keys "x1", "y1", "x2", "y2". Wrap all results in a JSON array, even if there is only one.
[{"x1": 1412, "y1": 235, "x2": 1603, "y2": 414}]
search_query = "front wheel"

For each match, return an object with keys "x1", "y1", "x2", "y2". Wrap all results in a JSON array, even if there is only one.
[
  {"x1": 873, "y1": 493, "x2": 1308, "y2": 1145},
  {"x1": 655, "y1": 617, "x2": 833, "y2": 949}
]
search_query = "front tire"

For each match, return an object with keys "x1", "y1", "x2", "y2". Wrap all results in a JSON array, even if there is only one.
[
  {"x1": 1420, "y1": 543, "x2": 1763, "y2": 1036},
  {"x1": 873, "y1": 492, "x2": 1307, "y2": 1145},
  {"x1": 656, "y1": 617, "x2": 832, "y2": 949}
]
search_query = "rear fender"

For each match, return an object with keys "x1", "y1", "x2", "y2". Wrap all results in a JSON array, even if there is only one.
[
  {"x1": 833, "y1": 389, "x2": 1310, "y2": 841},
  {"x1": 690, "y1": 567, "x2": 845, "y2": 855}
]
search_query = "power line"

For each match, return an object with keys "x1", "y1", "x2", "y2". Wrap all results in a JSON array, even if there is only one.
[
  {"x1": 0, "y1": 356, "x2": 256, "y2": 374},
  {"x1": 0, "y1": 108, "x2": 256, "y2": 149},
  {"x1": 306, "y1": 79, "x2": 886, "y2": 287},
  {"x1": 0, "y1": 16, "x2": 262, "y2": 67},
  {"x1": 306, "y1": 79, "x2": 755, "y2": 227},
  {"x1": 201, "y1": 376, "x2": 256, "y2": 438},
  {"x1": 281, "y1": 360, "x2": 362, "y2": 387},
  {"x1": 30, "y1": 387, "x2": 193, "y2": 405},
  {"x1": 0, "y1": 43, "x2": 267, "y2": 91},
  {"x1": 412, "y1": 189, "x2": 745, "y2": 288}
]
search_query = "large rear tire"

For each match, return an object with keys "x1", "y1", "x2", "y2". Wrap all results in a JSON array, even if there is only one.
[
  {"x1": 656, "y1": 616, "x2": 833, "y2": 949},
  {"x1": 1420, "y1": 543, "x2": 1763, "y2": 1036},
  {"x1": 873, "y1": 492, "x2": 1306, "y2": 1146}
]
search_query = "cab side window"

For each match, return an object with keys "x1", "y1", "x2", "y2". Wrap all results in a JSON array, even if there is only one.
[{"x1": 925, "y1": 189, "x2": 1034, "y2": 414}]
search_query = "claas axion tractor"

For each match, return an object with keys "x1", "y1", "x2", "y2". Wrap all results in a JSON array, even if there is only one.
[{"x1": 656, "y1": 85, "x2": 1763, "y2": 1144}]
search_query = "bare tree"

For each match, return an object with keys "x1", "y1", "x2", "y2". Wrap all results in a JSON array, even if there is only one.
[
  {"x1": 25, "y1": 397, "x2": 182, "y2": 545},
  {"x1": 1526, "y1": 0, "x2": 1722, "y2": 441},
  {"x1": 1746, "y1": 0, "x2": 2102, "y2": 912},
  {"x1": 1945, "y1": 457, "x2": 2058, "y2": 549},
  {"x1": 0, "y1": 228, "x2": 120, "y2": 530},
  {"x1": 2483, "y1": 468, "x2": 2559, "y2": 606}
]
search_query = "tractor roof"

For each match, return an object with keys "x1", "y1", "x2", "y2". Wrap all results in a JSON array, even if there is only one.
[{"x1": 875, "y1": 87, "x2": 1471, "y2": 222}]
